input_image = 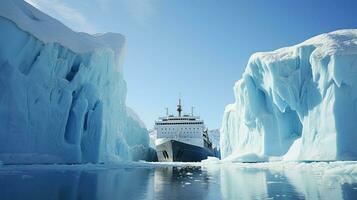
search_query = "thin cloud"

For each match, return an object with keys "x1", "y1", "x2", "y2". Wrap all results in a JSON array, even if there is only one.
[
  {"x1": 95, "y1": 0, "x2": 158, "y2": 28},
  {"x1": 25, "y1": 0, "x2": 97, "y2": 33},
  {"x1": 123, "y1": 0, "x2": 157, "y2": 27}
]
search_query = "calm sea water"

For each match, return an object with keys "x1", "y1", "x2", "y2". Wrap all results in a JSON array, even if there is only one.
[{"x1": 0, "y1": 163, "x2": 356, "y2": 200}]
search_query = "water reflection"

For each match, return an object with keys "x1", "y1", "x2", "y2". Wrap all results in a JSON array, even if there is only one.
[
  {"x1": 284, "y1": 168, "x2": 357, "y2": 199},
  {"x1": 0, "y1": 167, "x2": 153, "y2": 200},
  {"x1": 207, "y1": 164, "x2": 357, "y2": 200},
  {"x1": 154, "y1": 167, "x2": 212, "y2": 199},
  {"x1": 0, "y1": 164, "x2": 356, "y2": 200}
]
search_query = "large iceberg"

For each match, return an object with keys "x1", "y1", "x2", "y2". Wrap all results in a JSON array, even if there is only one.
[
  {"x1": 208, "y1": 129, "x2": 221, "y2": 158},
  {"x1": 0, "y1": 0, "x2": 150, "y2": 164},
  {"x1": 221, "y1": 29, "x2": 357, "y2": 161}
]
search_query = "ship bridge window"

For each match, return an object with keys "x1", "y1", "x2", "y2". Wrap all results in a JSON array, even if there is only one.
[{"x1": 156, "y1": 122, "x2": 203, "y2": 125}]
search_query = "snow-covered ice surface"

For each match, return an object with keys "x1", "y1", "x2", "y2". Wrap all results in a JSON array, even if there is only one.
[
  {"x1": 0, "y1": 0, "x2": 150, "y2": 164},
  {"x1": 221, "y1": 29, "x2": 357, "y2": 161},
  {"x1": 1, "y1": 161, "x2": 357, "y2": 200}
]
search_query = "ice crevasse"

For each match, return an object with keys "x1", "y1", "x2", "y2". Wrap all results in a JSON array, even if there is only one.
[
  {"x1": 0, "y1": 0, "x2": 151, "y2": 164},
  {"x1": 221, "y1": 29, "x2": 357, "y2": 161}
]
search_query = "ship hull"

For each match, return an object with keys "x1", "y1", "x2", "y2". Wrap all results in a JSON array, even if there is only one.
[{"x1": 156, "y1": 140, "x2": 214, "y2": 162}]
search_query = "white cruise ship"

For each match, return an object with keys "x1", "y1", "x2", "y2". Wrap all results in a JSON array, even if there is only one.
[{"x1": 154, "y1": 99, "x2": 213, "y2": 162}]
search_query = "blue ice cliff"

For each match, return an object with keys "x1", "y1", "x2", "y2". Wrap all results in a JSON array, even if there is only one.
[
  {"x1": 0, "y1": 0, "x2": 151, "y2": 164},
  {"x1": 221, "y1": 29, "x2": 357, "y2": 161}
]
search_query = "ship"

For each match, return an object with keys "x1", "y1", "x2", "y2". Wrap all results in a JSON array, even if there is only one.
[{"x1": 155, "y1": 98, "x2": 214, "y2": 162}]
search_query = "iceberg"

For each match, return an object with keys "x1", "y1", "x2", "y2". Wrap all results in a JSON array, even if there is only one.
[
  {"x1": 208, "y1": 129, "x2": 221, "y2": 158},
  {"x1": 125, "y1": 107, "x2": 157, "y2": 161},
  {"x1": 221, "y1": 29, "x2": 357, "y2": 161},
  {"x1": 208, "y1": 129, "x2": 220, "y2": 149},
  {"x1": 0, "y1": 0, "x2": 150, "y2": 164}
]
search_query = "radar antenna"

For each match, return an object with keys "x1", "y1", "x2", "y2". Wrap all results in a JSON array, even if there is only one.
[
  {"x1": 165, "y1": 107, "x2": 169, "y2": 117},
  {"x1": 177, "y1": 96, "x2": 182, "y2": 117}
]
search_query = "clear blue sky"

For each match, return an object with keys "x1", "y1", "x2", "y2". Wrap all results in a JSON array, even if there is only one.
[{"x1": 27, "y1": 0, "x2": 357, "y2": 129}]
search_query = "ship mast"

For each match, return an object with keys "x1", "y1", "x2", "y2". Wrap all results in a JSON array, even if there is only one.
[{"x1": 177, "y1": 97, "x2": 182, "y2": 117}]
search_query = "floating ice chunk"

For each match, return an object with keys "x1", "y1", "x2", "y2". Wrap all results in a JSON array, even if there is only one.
[
  {"x1": 225, "y1": 153, "x2": 268, "y2": 163},
  {"x1": 201, "y1": 157, "x2": 221, "y2": 165}
]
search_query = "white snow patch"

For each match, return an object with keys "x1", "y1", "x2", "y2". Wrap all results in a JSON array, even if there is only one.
[
  {"x1": 283, "y1": 138, "x2": 302, "y2": 161},
  {"x1": 0, "y1": 0, "x2": 125, "y2": 54}
]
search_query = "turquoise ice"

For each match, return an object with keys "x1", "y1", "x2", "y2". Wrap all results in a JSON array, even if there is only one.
[
  {"x1": 221, "y1": 29, "x2": 357, "y2": 161},
  {"x1": 0, "y1": 0, "x2": 151, "y2": 164}
]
